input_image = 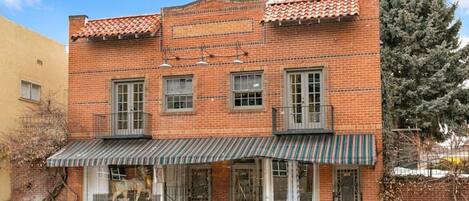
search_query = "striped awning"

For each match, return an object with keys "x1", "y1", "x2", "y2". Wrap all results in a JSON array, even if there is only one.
[{"x1": 47, "y1": 134, "x2": 376, "y2": 167}]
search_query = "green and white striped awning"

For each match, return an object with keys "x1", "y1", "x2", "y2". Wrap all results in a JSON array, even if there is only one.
[{"x1": 47, "y1": 134, "x2": 376, "y2": 167}]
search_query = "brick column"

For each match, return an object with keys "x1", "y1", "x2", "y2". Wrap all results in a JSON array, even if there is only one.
[
  {"x1": 67, "y1": 167, "x2": 83, "y2": 201},
  {"x1": 211, "y1": 161, "x2": 231, "y2": 201}
]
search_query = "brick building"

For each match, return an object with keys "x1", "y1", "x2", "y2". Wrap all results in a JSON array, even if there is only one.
[{"x1": 48, "y1": 0, "x2": 382, "y2": 201}]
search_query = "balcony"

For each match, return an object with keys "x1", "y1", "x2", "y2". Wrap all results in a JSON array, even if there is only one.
[
  {"x1": 272, "y1": 105, "x2": 334, "y2": 135},
  {"x1": 93, "y1": 112, "x2": 152, "y2": 139}
]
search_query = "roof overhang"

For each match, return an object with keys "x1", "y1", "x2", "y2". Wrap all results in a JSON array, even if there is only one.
[
  {"x1": 71, "y1": 14, "x2": 161, "y2": 41},
  {"x1": 262, "y1": 0, "x2": 360, "y2": 24}
]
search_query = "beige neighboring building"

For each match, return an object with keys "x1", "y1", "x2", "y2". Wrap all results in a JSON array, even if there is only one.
[{"x1": 0, "y1": 16, "x2": 67, "y2": 201}]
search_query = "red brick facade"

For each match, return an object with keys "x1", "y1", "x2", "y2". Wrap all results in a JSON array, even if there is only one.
[{"x1": 66, "y1": 0, "x2": 382, "y2": 200}]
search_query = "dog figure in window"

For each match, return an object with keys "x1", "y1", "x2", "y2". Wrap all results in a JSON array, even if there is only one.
[{"x1": 111, "y1": 166, "x2": 152, "y2": 201}]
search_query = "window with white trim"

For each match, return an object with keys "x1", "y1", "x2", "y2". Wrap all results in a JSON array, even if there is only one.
[
  {"x1": 232, "y1": 73, "x2": 263, "y2": 108},
  {"x1": 272, "y1": 160, "x2": 287, "y2": 176},
  {"x1": 20, "y1": 80, "x2": 41, "y2": 101},
  {"x1": 164, "y1": 76, "x2": 193, "y2": 111}
]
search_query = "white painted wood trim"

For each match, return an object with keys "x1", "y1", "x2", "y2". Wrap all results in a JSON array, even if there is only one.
[
  {"x1": 313, "y1": 164, "x2": 320, "y2": 201},
  {"x1": 262, "y1": 159, "x2": 274, "y2": 201},
  {"x1": 153, "y1": 165, "x2": 165, "y2": 201},
  {"x1": 83, "y1": 167, "x2": 88, "y2": 201},
  {"x1": 287, "y1": 161, "x2": 299, "y2": 201}
]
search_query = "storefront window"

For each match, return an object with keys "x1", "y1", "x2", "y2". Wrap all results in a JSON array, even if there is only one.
[
  {"x1": 110, "y1": 166, "x2": 153, "y2": 201},
  {"x1": 85, "y1": 166, "x2": 154, "y2": 201},
  {"x1": 164, "y1": 165, "x2": 212, "y2": 201}
]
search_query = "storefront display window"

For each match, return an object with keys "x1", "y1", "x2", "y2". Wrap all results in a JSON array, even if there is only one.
[{"x1": 85, "y1": 166, "x2": 153, "y2": 201}]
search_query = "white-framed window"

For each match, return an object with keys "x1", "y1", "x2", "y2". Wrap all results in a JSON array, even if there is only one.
[
  {"x1": 272, "y1": 160, "x2": 287, "y2": 176},
  {"x1": 20, "y1": 80, "x2": 41, "y2": 101},
  {"x1": 85, "y1": 166, "x2": 154, "y2": 201},
  {"x1": 164, "y1": 76, "x2": 194, "y2": 111},
  {"x1": 232, "y1": 72, "x2": 263, "y2": 108}
]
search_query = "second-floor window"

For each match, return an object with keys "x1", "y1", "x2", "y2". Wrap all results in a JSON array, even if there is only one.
[
  {"x1": 232, "y1": 72, "x2": 263, "y2": 108},
  {"x1": 20, "y1": 80, "x2": 41, "y2": 101},
  {"x1": 164, "y1": 76, "x2": 194, "y2": 111}
]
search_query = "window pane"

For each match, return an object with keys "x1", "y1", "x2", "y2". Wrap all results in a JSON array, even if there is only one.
[
  {"x1": 167, "y1": 78, "x2": 193, "y2": 94},
  {"x1": 20, "y1": 81, "x2": 31, "y2": 99},
  {"x1": 234, "y1": 76, "x2": 241, "y2": 90},
  {"x1": 233, "y1": 74, "x2": 262, "y2": 91},
  {"x1": 31, "y1": 84, "x2": 41, "y2": 101}
]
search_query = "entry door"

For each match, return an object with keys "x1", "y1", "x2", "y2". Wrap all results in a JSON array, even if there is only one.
[
  {"x1": 334, "y1": 168, "x2": 360, "y2": 201},
  {"x1": 287, "y1": 71, "x2": 322, "y2": 129},
  {"x1": 114, "y1": 82, "x2": 144, "y2": 135},
  {"x1": 232, "y1": 165, "x2": 260, "y2": 201}
]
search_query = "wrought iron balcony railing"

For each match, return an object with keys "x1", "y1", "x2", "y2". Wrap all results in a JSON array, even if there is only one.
[
  {"x1": 93, "y1": 112, "x2": 152, "y2": 139},
  {"x1": 272, "y1": 105, "x2": 334, "y2": 135}
]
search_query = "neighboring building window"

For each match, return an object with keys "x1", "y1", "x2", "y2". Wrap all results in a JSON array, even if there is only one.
[
  {"x1": 272, "y1": 160, "x2": 287, "y2": 176},
  {"x1": 164, "y1": 76, "x2": 193, "y2": 111},
  {"x1": 20, "y1": 80, "x2": 41, "y2": 101},
  {"x1": 232, "y1": 73, "x2": 263, "y2": 108}
]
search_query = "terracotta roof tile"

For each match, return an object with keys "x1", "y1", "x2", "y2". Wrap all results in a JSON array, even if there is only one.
[
  {"x1": 72, "y1": 14, "x2": 161, "y2": 40},
  {"x1": 263, "y1": 0, "x2": 359, "y2": 23}
]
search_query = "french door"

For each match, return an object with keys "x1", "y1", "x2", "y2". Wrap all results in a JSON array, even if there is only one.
[
  {"x1": 286, "y1": 71, "x2": 323, "y2": 130},
  {"x1": 114, "y1": 81, "x2": 144, "y2": 136}
]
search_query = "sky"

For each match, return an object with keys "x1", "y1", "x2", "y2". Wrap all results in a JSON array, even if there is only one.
[{"x1": 0, "y1": 0, "x2": 468, "y2": 46}]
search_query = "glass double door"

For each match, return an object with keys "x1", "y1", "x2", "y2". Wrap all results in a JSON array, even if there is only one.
[
  {"x1": 114, "y1": 81, "x2": 144, "y2": 135},
  {"x1": 287, "y1": 71, "x2": 323, "y2": 130}
]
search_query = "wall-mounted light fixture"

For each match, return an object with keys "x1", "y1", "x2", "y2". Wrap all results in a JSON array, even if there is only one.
[
  {"x1": 233, "y1": 41, "x2": 245, "y2": 64},
  {"x1": 196, "y1": 45, "x2": 208, "y2": 65},
  {"x1": 159, "y1": 49, "x2": 172, "y2": 68},
  {"x1": 159, "y1": 42, "x2": 249, "y2": 67}
]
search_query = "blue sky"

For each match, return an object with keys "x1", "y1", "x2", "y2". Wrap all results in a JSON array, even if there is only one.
[{"x1": 0, "y1": 0, "x2": 468, "y2": 46}]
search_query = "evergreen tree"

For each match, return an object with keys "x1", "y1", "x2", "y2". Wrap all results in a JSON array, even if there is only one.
[{"x1": 381, "y1": 0, "x2": 469, "y2": 139}]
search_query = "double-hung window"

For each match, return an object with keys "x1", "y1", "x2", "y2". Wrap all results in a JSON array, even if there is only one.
[
  {"x1": 164, "y1": 76, "x2": 194, "y2": 111},
  {"x1": 232, "y1": 72, "x2": 263, "y2": 108},
  {"x1": 20, "y1": 80, "x2": 41, "y2": 101}
]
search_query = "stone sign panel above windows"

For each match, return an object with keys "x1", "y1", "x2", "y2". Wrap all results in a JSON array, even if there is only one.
[
  {"x1": 161, "y1": 0, "x2": 264, "y2": 50},
  {"x1": 172, "y1": 19, "x2": 254, "y2": 39}
]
